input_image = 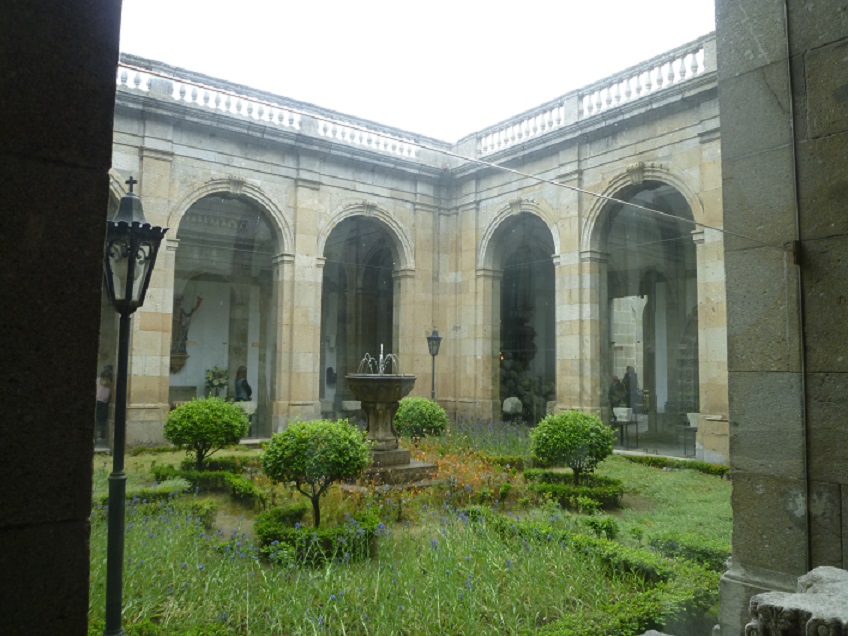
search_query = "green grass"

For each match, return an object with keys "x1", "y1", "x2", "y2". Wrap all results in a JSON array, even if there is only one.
[
  {"x1": 598, "y1": 455, "x2": 732, "y2": 543},
  {"x1": 88, "y1": 436, "x2": 731, "y2": 635},
  {"x1": 89, "y1": 499, "x2": 653, "y2": 635}
]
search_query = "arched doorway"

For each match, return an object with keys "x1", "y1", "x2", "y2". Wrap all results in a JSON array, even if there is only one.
[
  {"x1": 601, "y1": 181, "x2": 699, "y2": 443},
  {"x1": 320, "y1": 216, "x2": 398, "y2": 415},
  {"x1": 169, "y1": 194, "x2": 280, "y2": 437},
  {"x1": 492, "y1": 213, "x2": 556, "y2": 423}
]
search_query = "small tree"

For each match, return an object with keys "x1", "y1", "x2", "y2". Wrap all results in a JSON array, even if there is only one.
[
  {"x1": 164, "y1": 397, "x2": 249, "y2": 469},
  {"x1": 530, "y1": 410, "x2": 614, "y2": 485},
  {"x1": 394, "y1": 397, "x2": 448, "y2": 438},
  {"x1": 262, "y1": 419, "x2": 370, "y2": 527}
]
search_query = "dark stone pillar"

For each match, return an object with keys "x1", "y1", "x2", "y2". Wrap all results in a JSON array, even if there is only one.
[
  {"x1": 716, "y1": 0, "x2": 848, "y2": 633},
  {"x1": 0, "y1": 1, "x2": 123, "y2": 634}
]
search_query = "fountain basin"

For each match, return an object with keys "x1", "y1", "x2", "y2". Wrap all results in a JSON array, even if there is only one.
[
  {"x1": 346, "y1": 374, "x2": 416, "y2": 452},
  {"x1": 345, "y1": 374, "x2": 416, "y2": 404}
]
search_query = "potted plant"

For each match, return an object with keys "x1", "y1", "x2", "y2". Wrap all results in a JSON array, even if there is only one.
[{"x1": 204, "y1": 365, "x2": 228, "y2": 397}]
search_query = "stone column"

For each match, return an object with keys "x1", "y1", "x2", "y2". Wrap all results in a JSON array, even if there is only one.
[
  {"x1": 125, "y1": 148, "x2": 176, "y2": 445},
  {"x1": 282, "y1": 176, "x2": 323, "y2": 421},
  {"x1": 692, "y1": 228, "x2": 729, "y2": 463},
  {"x1": 393, "y1": 267, "x2": 417, "y2": 373},
  {"x1": 570, "y1": 250, "x2": 607, "y2": 413},
  {"x1": 271, "y1": 252, "x2": 295, "y2": 431},
  {"x1": 474, "y1": 267, "x2": 502, "y2": 421}
]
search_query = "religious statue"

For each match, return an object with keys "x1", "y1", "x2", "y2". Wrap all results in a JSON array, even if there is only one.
[{"x1": 171, "y1": 296, "x2": 203, "y2": 355}]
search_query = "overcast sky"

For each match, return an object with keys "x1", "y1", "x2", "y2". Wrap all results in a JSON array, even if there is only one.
[{"x1": 119, "y1": 0, "x2": 715, "y2": 141}]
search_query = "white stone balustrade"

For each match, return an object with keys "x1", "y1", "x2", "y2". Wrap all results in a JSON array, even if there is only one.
[
  {"x1": 118, "y1": 33, "x2": 715, "y2": 164},
  {"x1": 475, "y1": 33, "x2": 715, "y2": 157},
  {"x1": 116, "y1": 58, "x2": 426, "y2": 161},
  {"x1": 579, "y1": 42, "x2": 708, "y2": 119},
  {"x1": 477, "y1": 101, "x2": 568, "y2": 156},
  {"x1": 317, "y1": 120, "x2": 417, "y2": 158}
]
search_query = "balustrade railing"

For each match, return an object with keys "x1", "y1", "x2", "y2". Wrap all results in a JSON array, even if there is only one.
[
  {"x1": 579, "y1": 42, "x2": 707, "y2": 119},
  {"x1": 117, "y1": 59, "x2": 424, "y2": 160},
  {"x1": 117, "y1": 33, "x2": 715, "y2": 165},
  {"x1": 477, "y1": 101, "x2": 568, "y2": 156},
  {"x1": 475, "y1": 33, "x2": 715, "y2": 157}
]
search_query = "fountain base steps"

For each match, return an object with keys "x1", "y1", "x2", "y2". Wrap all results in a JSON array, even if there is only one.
[
  {"x1": 371, "y1": 448, "x2": 412, "y2": 467},
  {"x1": 361, "y1": 458, "x2": 438, "y2": 485}
]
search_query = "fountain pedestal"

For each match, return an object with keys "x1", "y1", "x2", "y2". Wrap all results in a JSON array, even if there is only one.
[{"x1": 346, "y1": 373, "x2": 437, "y2": 484}]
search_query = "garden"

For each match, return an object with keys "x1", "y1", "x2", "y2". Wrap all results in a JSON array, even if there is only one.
[{"x1": 88, "y1": 398, "x2": 731, "y2": 636}]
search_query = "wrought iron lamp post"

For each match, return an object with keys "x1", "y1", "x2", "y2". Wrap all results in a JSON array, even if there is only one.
[
  {"x1": 101, "y1": 177, "x2": 167, "y2": 636},
  {"x1": 426, "y1": 327, "x2": 442, "y2": 400}
]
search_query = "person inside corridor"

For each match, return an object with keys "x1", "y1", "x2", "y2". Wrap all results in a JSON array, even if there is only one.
[
  {"x1": 234, "y1": 366, "x2": 252, "y2": 402},
  {"x1": 623, "y1": 365, "x2": 640, "y2": 412},
  {"x1": 608, "y1": 374, "x2": 626, "y2": 419}
]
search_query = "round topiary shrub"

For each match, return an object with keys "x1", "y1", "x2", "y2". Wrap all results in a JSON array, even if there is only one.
[
  {"x1": 164, "y1": 397, "x2": 249, "y2": 469},
  {"x1": 262, "y1": 419, "x2": 371, "y2": 527},
  {"x1": 394, "y1": 397, "x2": 448, "y2": 438},
  {"x1": 530, "y1": 410, "x2": 614, "y2": 485}
]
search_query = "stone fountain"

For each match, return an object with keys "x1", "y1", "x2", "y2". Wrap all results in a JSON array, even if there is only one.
[{"x1": 346, "y1": 347, "x2": 437, "y2": 484}]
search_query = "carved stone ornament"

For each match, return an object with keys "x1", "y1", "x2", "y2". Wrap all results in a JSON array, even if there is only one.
[
  {"x1": 626, "y1": 162, "x2": 647, "y2": 185},
  {"x1": 745, "y1": 567, "x2": 848, "y2": 635},
  {"x1": 227, "y1": 176, "x2": 246, "y2": 196}
]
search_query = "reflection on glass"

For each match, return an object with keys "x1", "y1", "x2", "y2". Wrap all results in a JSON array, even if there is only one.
[
  {"x1": 602, "y1": 182, "x2": 699, "y2": 452},
  {"x1": 320, "y1": 216, "x2": 396, "y2": 417},
  {"x1": 495, "y1": 213, "x2": 556, "y2": 424},
  {"x1": 169, "y1": 194, "x2": 278, "y2": 438}
]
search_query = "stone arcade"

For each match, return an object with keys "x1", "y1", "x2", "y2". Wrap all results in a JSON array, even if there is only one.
[
  {"x1": 100, "y1": 34, "x2": 730, "y2": 464},
  {"x1": 3, "y1": 1, "x2": 848, "y2": 633}
]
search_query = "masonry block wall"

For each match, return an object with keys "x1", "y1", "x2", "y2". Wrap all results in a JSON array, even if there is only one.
[
  {"x1": 716, "y1": 0, "x2": 848, "y2": 633},
  {"x1": 0, "y1": 1, "x2": 122, "y2": 634}
]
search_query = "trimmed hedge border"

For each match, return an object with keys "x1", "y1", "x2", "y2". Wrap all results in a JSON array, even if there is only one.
[
  {"x1": 463, "y1": 506, "x2": 719, "y2": 635},
  {"x1": 647, "y1": 531, "x2": 730, "y2": 571},
  {"x1": 254, "y1": 510, "x2": 382, "y2": 566},
  {"x1": 621, "y1": 454, "x2": 730, "y2": 478},
  {"x1": 151, "y1": 464, "x2": 267, "y2": 509},
  {"x1": 523, "y1": 470, "x2": 624, "y2": 510},
  {"x1": 93, "y1": 477, "x2": 191, "y2": 507}
]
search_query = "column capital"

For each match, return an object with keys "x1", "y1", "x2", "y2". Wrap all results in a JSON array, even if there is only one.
[
  {"x1": 475, "y1": 266, "x2": 503, "y2": 280},
  {"x1": 579, "y1": 249, "x2": 609, "y2": 264},
  {"x1": 273, "y1": 252, "x2": 295, "y2": 266},
  {"x1": 393, "y1": 267, "x2": 416, "y2": 280}
]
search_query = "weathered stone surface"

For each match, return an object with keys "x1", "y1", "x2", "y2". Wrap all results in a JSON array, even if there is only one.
[
  {"x1": 806, "y1": 373, "x2": 848, "y2": 484},
  {"x1": 717, "y1": 61, "x2": 792, "y2": 163},
  {"x1": 731, "y1": 472, "x2": 808, "y2": 576},
  {"x1": 796, "y1": 136, "x2": 848, "y2": 241},
  {"x1": 787, "y1": 0, "x2": 848, "y2": 57},
  {"x1": 809, "y1": 481, "x2": 843, "y2": 568},
  {"x1": 801, "y1": 237, "x2": 848, "y2": 374},
  {"x1": 746, "y1": 566, "x2": 848, "y2": 634},
  {"x1": 727, "y1": 372, "x2": 804, "y2": 480},
  {"x1": 805, "y1": 39, "x2": 848, "y2": 139},
  {"x1": 715, "y1": 0, "x2": 788, "y2": 81},
  {"x1": 720, "y1": 147, "x2": 796, "y2": 250},
  {"x1": 724, "y1": 248, "x2": 801, "y2": 373}
]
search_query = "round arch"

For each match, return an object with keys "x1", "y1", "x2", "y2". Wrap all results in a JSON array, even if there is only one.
[
  {"x1": 319, "y1": 200, "x2": 415, "y2": 271},
  {"x1": 582, "y1": 163, "x2": 704, "y2": 253},
  {"x1": 168, "y1": 178, "x2": 293, "y2": 254},
  {"x1": 478, "y1": 198, "x2": 560, "y2": 270}
]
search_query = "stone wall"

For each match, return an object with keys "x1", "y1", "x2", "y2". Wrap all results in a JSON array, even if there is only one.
[
  {"x1": 111, "y1": 43, "x2": 730, "y2": 463},
  {"x1": 716, "y1": 0, "x2": 848, "y2": 633}
]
